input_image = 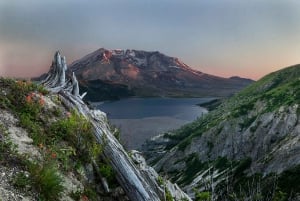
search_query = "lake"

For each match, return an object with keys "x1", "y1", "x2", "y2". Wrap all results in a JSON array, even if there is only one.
[{"x1": 96, "y1": 97, "x2": 214, "y2": 150}]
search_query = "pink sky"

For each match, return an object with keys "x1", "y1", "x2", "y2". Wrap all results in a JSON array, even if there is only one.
[
  {"x1": 1, "y1": 43, "x2": 299, "y2": 81},
  {"x1": 1, "y1": 0, "x2": 300, "y2": 80}
]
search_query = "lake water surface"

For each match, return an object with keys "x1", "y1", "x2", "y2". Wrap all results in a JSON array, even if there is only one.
[{"x1": 97, "y1": 97, "x2": 214, "y2": 150}]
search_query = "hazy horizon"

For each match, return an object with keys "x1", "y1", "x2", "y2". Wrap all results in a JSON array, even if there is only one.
[{"x1": 1, "y1": 0, "x2": 300, "y2": 80}]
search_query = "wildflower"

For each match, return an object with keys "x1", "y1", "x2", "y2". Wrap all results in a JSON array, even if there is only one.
[
  {"x1": 38, "y1": 143, "x2": 44, "y2": 149},
  {"x1": 81, "y1": 195, "x2": 89, "y2": 201},
  {"x1": 51, "y1": 152, "x2": 57, "y2": 159},
  {"x1": 66, "y1": 112, "x2": 71, "y2": 118},
  {"x1": 17, "y1": 80, "x2": 23, "y2": 86},
  {"x1": 25, "y1": 94, "x2": 32, "y2": 103},
  {"x1": 39, "y1": 97, "x2": 45, "y2": 106}
]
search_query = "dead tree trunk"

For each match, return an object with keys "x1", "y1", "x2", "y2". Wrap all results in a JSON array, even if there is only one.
[{"x1": 40, "y1": 51, "x2": 192, "y2": 201}]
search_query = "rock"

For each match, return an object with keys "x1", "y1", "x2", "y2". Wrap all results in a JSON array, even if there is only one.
[
  {"x1": 0, "y1": 109, "x2": 41, "y2": 159},
  {"x1": 84, "y1": 163, "x2": 95, "y2": 183},
  {"x1": 130, "y1": 150, "x2": 192, "y2": 201},
  {"x1": 60, "y1": 172, "x2": 84, "y2": 201},
  {"x1": 0, "y1": 167, "x2": 35, "y2": 201}
]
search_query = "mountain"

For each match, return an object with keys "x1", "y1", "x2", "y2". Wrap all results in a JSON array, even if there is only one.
[
  {"x1": 68, "y1": 48, "x2": 253, "y2": 101},
  {"x1": 142, "y1": 64, "x2": 300, "y2": 200}
]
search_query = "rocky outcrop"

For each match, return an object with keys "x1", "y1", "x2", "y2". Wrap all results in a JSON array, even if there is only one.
[
  {"x1": 41, "y1": 51, "x2": 192, "y2": 201},
  {"x1": 143, "y1": 64, "x2": 300, "y2": 199},
  {"x1": 147, "y1": 104, "x2": 300, "y2": 179}
]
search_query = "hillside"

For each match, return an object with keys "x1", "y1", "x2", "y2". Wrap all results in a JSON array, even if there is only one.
[
  {"x1": 0, "y1": 78, "x2": 131, "y2": 201},
  {"x1": 69, "y1": 48, "x2": 253, "y2": 101},
  {"x1": 143, "y1": 64, "x2": 300, "y2": 200},
  {"x1": 0, "y1": 51, "x2": 192, "y2": 201}
]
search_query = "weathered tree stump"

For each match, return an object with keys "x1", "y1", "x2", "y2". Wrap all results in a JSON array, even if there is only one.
[{"x1": 40, "y1": 51, "x2": 192, "y2": 201}]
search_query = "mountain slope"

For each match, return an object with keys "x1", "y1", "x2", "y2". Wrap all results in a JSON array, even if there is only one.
[
  {"x1": 0, "y1": 78, "x2": 128, "y2": 201},
  {"x1": 69, "y1": 48, "x2": 253, "y2": 101},
  {"x1": 0, "y1": 51, "x2": 193, "y2": 201},
  {"x1": 143, "y1": 64, "x2": 300, "y2": 200}
]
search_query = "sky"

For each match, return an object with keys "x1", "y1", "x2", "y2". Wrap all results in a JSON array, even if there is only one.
[{"x1": 1, "y1": 0, "x2": 300, "y2": 80}]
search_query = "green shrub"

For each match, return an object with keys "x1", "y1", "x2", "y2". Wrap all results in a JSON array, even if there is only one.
[
  {"x1": 99, "y1": 163, "x2": 118, "y2": 186},
  {"x1": 28, "y1": 162, "x2": 64, "y2": 201},
  {"x1": 49, "y1": 111, "x2": 101, "y2": 163}
]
